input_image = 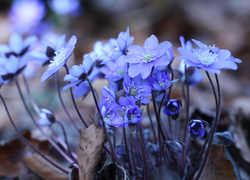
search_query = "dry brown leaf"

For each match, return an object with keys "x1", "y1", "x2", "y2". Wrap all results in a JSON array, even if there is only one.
[
  {"x1": 21, "y1": 153, "x2": 69, "y2": 180},
  {"x1": 78, "y1": 124, "x2": 106, "y2": 180},
  {"x1": 0, "y1": 138, "x2": 26, "y2": 177},
  {"x1": 199, "y1": 144, "x2": 237, "y2": 180}
]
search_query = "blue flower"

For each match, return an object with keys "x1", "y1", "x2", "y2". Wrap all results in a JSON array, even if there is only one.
[
  {"x1": 8, "y1": 0, "x2": 46, "y2": 33},
  {"x1": 37, "y1": 108, "x2": 55, "y2": 126},
  {"x1": 0, "y1": 55, "x2": 29, "y2": 83},
  {"x1": 40, "y1": 35, "x2": 77, "y2": 82},
  {"x1": 100, "y1": 102, "x2": 126, "y2": 127},
  {"x1": 177, "y1": 36, "x2": 241, "y2": 74},
  {"x1": 163, "y1": 99, "x2": 182, "y2": 120},
  {"x1": 0, "y1": 33, "x2": 37, "y2": 58},
  {"x1": 178, "y1": 60, "x2": 203, "y2": 87},
  {"x1": 125, "y1": 34, "x2": 173, "y2": 79},
  {"x1": 100, "y1": 56, "x2": 127, "y2": 82},
  {"x1": 119, "y1": 96, "x2": 143, "y2": 125},
  {"x1": 189, "y1": 119, "x2": 206, "y2": 138},
  {"x1": 147, "y1": 71, "x2": 172, "y2": 91},
  {"x1": 62, "y1": 54, "x2": 98, "y2": 90},
  {"x1": 93, "y1": 38, "x2": 117, "y2": 62},
  {"x1": 110, "y1": 27, "x2": 134, "y2": 58},
  {"x1": 123, "y1": 74, "x2": 151, "y2": 104}
]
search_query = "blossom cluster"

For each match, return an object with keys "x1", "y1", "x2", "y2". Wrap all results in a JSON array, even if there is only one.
[{"x1": 0, "y1": 27, "x2": 241, "y2": 179}]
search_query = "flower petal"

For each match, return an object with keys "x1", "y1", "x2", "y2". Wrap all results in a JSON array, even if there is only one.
[
  {"x1": 143, "y1": 34, "x2": 158, "y2": 50},
  {"x1": 9, "y1": 33, "x2": 23, "y2": 54}
]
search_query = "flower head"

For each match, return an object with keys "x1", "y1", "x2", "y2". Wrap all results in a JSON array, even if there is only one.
[
  {"x1": 0, "y1": 55, "x2": 29, "y2": 83},
  {"x1": 62, "y1": 54, "x2": 99, "y2": 90},
  {"x1": 40, "y1": 35, "x2": 77, "y2": 82},
  {"x1": 0, "y1": 33, "x2": 37, "y2": 58},
  {"x1": 37, "y1": 108, "x2": 55, "y2": 126},
  {"x1": 147, "y1": 71, "x2": 172, "y2": 91},
  {"x1": 189, "y1": 119, "x2": 207, "y2": 139},
  {"x1": 123, "y1": 74, "x2": 151, "y2": 104},
  {"x1": 119, "y1": 96, "x2": 143, "y2": 125},
  {"x1": 178, "y1": 36, "x2": 241, "y2": 74},
  {"x1": 125, "y1": 34, "x2": 173, "y2": 79},
  {"x1": 178, "y1": 60, "x2": 203, "y2": 87},
  {"x1": 100, "y1": 56, "x2": 127, "y2": 82},
  {"x1": 163, "y1": 99, "x2": 182, "y2": 120}
]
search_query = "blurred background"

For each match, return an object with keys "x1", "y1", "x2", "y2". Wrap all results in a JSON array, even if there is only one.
[{"x1": 0, "y1": 0, "x2": 250, "y2": 178}]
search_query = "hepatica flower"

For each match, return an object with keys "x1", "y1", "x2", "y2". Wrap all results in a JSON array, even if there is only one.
[
  {"x1": 178, "y1": 36, "x2": 241, "y2": 74},
  {"x1": 0, "y1": 33, "x2": 37, "y2": 58},
  {"x1": 125, "y1": 34, "x2": 173, "y2": 79},
  {"x1": 123, "y1": 74, "x2": 151, "y2": 104},
  {"x1": 0, "y1": 55, "x2": 29, "y2": 83},
  {"x1": 119, "y1": 96, "x2": 143, "y2": 125},
  {"x1": 178, "y1": 60, "x2": 203, "y2": 87},
  {"x1": 189, "y1": 119, "x2": 208, "y2": 139},
  {"x1": 63, "y1": 54, "x2": 97, "y2": 90},
  {"x1": 40, "y1": 35, "x2": 77, "y2": 82},
  {"x1": 147, "y1": 71, "x2": 172, "y2": 91},
  {"x1": 37, "y1": 108, "x2": 56, "y2": 126},
  {"x1": 100, "y1": 57, "x2": 127, "y2": 82},
  {"x1": 163, "y1": 99, "x2": 182, "y2": 120}
]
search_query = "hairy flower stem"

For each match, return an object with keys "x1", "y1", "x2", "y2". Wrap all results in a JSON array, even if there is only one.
[
  {"x1": 50, "y1": 127, "x2": 78, "y2": 160},
  {"x1": 138, "y1": 125, "x2": 148, "y2": 179},
  {"x1": 151, "y1": 90, "x2": 164, "y2": 166},
  {"x1": 130, "y1": 134, "x2": 139, "y2": 180},
  {"x1": 147, "y1": 104, "x2": 157, "y2": 144},
  {"x1": 64, "y1": 64, "x2": 89, "y2": 128},
  {"x1": 15, "y1": 79, "x2": 77, "y2": 167},
  {"x1": 53, "y1": 121, "x2": 78, "y2": 163},
  {"x1": 56, "y1": 72, "x2": 79, "y2": 132},
  {"x1": 0, "y1": 94, "x2": 69, "y2": 174},
  {"x1": 181, "y1": 65, "x2": 190, "y2": 176},
  {"x1": 22, "y1": 75, "x2": 40, "y2": 115},
  {"x1": 123, "y1": 128, "x2": 132, "y2": 174},
  {"x1": 194, "y1": 74, "x2": 221, "y2": 180},
  {"x1": 190, "y1": 72, "x2": 220, "y2": 179},
  {"x1": 86, "y1": 77, "x2": 121, "y2": 166}
]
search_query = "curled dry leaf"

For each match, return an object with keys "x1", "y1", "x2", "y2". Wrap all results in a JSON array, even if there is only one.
[
  {"x1": 78, "y1": 124, "x2": 106, "y2": 180},
  {"x1": 199, "y1": 144, "x2": 237, "y2": 180}
]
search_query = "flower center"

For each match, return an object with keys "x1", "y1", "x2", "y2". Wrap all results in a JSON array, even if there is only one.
[
  {"x1": 130, "y1": 89, "x2": 137, "y2": 95},
  {"x1": 117, "y1": 70, "x2": 124, "y2": 76},
  {"x1": 49, "y1": 48, "x2": 66, "y2": 67},
  {"x1": 197, "y1": 50, "x2": 218, "y2": 66},
  {"x1": 145, "y1": 54, "x2": 152, "y2": 62}
]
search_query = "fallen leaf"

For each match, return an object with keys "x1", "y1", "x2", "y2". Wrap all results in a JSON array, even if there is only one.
[
  {"x1": 0, "y1": 137, "x2": 26, "y2": 177},
  {"x1": 78, "y1": 124, "x2": 106, "y2": 180},
  {"x1": 21, "y1": 153, "x2": 69, "y2": 180},
  {"x1": 199, "y1": 144, "x2": 237, "y2": 180}
]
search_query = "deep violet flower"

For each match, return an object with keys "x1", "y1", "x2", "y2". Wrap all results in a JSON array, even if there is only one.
[
  {"x1": 163, "y1": 99, "x2": 182, "y2": 120},
  {"x1": 189, "y1": 119, "x2": 207, "y2": 139},
  {"x1": 177, "y1": 36, "x2": 241, "y2": 74},
  {"x1": 119, "y1": 96, "x2": 143, "y2": 125},
  {"x1": 40, "y1": 35, "x2": 77, "y2": 82},
  {"x1": 125, "y1": 34, "x2": 173, "y2": 79},
  {"x1": 123, "y1": 74, "x2": 151, "y2": 104},
  {"x1": 147, "y1": 71, "x2": 173, "y2": 91},
  {"x1": 0, "y1": 33, "x2": 37, "y2": 58}
]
